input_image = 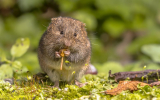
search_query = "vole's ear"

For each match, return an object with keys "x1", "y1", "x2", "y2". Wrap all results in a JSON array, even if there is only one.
[
  {"x1": 81, "y1": 23, "x2": 87, "y2": 36},
  {"x1": 50, "y1": 18, "x2": 58, "y2": 26},
  {"x1": 47, "y1": 18, "x2": 58, "y2": 33},
  {"x1": 51, "y1": 17, "x2": 62, "y2": 25},
  {"x1": 51, "y1": 18, "x2": 57, "y2": 21}
]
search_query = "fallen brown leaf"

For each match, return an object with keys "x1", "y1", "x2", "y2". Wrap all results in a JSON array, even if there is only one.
[{"x1": 105, "y1": 81, "x2": 150, "y2": 95}]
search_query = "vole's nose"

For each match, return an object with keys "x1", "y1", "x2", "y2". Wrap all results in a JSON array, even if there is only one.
[{"x1": 64, "y1": 39, "x2": 71, "y2": 47}]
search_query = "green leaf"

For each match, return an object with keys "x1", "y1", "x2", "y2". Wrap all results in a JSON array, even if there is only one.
[
  {"x1": 0, "y1": 49, "x2": 7, "y2": 62},
  {"x1": 0, "y1": 64, "x2": 13, "y2": 80},
  {"x1": 0, "y1": 49, "x2": 11, "y2": 64},
  {"x1": 11, "y1": 38, "x2": 30, "y2": 58},
  {"x1": 141, "y1": 44, "x2": 160, "y2": 63},
  {"x1": 127, "y1": 34, "x2": 160, "y2": 54},
  {"x1": 12, "y1": 60, "x2": 22, "y2": 69}
]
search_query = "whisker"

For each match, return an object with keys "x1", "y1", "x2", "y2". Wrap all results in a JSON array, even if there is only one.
[
  {"x1": 91, "y1": 43, "x2": 99, "y2": 46},
  {"x1": 42, "y1": 24, "x2": 48, "y2": 28},
  {"x1": 88, "y1": 37, "x2": 98, "y2": 40}
]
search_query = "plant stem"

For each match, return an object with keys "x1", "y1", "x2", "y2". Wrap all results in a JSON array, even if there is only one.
[{"x1": 60, "y1": 57, "x2": 63, "y2": 70}]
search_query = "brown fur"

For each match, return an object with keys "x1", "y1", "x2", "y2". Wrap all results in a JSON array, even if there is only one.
[{"x1": 38, "y1": 17, "x2": 91, "y2": 86}]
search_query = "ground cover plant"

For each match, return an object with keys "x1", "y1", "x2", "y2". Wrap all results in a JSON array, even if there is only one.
[
  {"x1": 1, "y1": 38, "x2": 160, "y2": 99},
  {"x1": 1, "y1": 74, "x2": 160, "y2": 99},
  {"x1": 0, "y1": 38, "x2": 29, "y2": 80},
  {"x1": 1, "y1": 0, "x2": 160, "y2": 99}
]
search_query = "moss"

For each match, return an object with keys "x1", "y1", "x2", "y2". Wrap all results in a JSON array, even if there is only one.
[{"x1": 1, "y1": 74, "x2": 160, "y2": 99}]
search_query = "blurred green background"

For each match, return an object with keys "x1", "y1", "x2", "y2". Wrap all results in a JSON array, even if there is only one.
[{"x1": 1, "y1": 0, "x2": 160, "y2": 75}]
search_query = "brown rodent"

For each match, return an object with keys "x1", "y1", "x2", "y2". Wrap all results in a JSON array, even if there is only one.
[{"x1": 38, "y1": 17, "x2": 91, "y2": 87}]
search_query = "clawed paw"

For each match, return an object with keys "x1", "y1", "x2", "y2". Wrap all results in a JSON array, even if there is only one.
[
  {"x1": 55, "y1": 51, "x2": 61, "y2": 58},
  {"x1": 56, "y1": 49, "x2": 70, "y2": 58},
  {"x1": 63, "y1": 49, "x2": 70, "y2": 57},
  {"x1": 52, "y1": 81, "x2": 59, "y2": 88},
  {"x1": 75, "y1": 80, "x2": 88, "y2": 88}
]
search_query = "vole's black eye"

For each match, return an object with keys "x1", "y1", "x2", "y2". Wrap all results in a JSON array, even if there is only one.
[
  {"x1": 60, "y1": 31, "x2": 63, "y2": 35},
  {"x1": 74, "y1": 33, "x2": 77, "y2": 37}
]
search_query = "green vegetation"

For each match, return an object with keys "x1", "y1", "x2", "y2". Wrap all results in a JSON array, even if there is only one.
[
  {"x1": 0, "y1": 38, "x2": 29, "y2": 80},
  {"x1": 1, "y1": 0, "x2": 160, "y2": 99},
  {"x1": 1, "y1": 74, "x2": 160, "y2": 100},
  {"x1": 1, "y1": 0, "x2": 160, "y2": 74}
]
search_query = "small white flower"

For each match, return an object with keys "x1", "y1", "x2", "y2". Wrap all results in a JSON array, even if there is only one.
[
  {"x1": 64, "y1": 88, "x2": 68, "y2": 91},
  {"x1": 5, "y1": 82, "x2": 11, "y2": 86},
  {"x1": 47, "y1": 98, "x2": 52, "y2": 100},
  {"x1": 40, "y1": 93, "x2": 44, "y2": 100},
  {"x1": 9, "y1": 87, "x2": 14, "y2": 91},
  {"x1": 4, "y1": 86, "x2": 9, "y2": 90},
  {"x1": 27, "y1": 76, "x2": 32, "y2": 80},
  {"x1": 0, "y1": 80, "x2": 5, "y2": 84},
  {"x1": 95, "y1": 94, "x2": 100, "y2": 100},
  {"x1": 152, "y1": 97, "x2": 158, "y2": 100},
  {"x1": 122, "y1": 93, "x2": 126, "y2": 95}
]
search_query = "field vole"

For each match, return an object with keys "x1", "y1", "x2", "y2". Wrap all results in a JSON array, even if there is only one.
[{"x1": 38, "y1": 17, "x2": 91, "y2": 87}]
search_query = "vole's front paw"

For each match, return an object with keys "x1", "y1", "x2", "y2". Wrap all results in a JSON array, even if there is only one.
[
  {"x1": 59, "y1": 49, "x2": 70, "y2": 57},
  {"x1": 64, "y1": 49, "x2": 70, "y2": 57},
  {"x1": 55, "y1": 51, "x2": 61, "y2": 58}
]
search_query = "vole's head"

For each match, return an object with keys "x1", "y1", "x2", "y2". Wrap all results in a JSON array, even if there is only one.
[{"x1": 46, "y1": 17, "x2": 90, "y2": 51}]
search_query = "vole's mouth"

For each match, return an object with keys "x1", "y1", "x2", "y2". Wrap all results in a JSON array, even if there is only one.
[
  {"x1": 60, "y1": 46, "x2": 69, "y2": 51},
  {"x1": 55, "y1": 44, "x2": 77, "y2": 53},
  {"x1": 55, "y1": 45, "x2": 68, "y2": 50},
  {"x1": 63, "y1": 46, "x2": 69, "y2": 49}
]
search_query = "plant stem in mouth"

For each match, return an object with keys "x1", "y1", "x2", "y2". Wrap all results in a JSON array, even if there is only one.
[{"x1": 60, "y1": 57, "x2": 63, "y2": 70}]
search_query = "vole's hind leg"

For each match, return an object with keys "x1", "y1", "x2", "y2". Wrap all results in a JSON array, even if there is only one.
[
  {"x1": 53, "y1": 81, "x2": 59, "y2": 88},
  {"x1": 74, "y1": 70, "x2": 88, "y2": 87},
  {"x1": 46, "y1": 69, "x2": 60, "y2": 88},
  {"x1": 66, "y1": 79, "x2": 87, "y2": 88},
  {"x1": 75, "y1": 80, "x2": 88, "y2": 87}
]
